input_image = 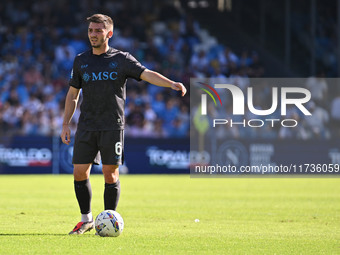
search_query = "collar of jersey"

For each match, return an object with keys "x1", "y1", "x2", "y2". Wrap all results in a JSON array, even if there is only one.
[{"x1": 91, "y1": 47, "x2": 113, "y2": 57}]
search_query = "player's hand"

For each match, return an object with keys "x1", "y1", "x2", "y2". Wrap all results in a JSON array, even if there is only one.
[
  {"x1": 60, "y1": 124, "x2": 71, "y2": 145},
  {"x1": 171, "y1": 82, "x2": 187, "y2": 96}
]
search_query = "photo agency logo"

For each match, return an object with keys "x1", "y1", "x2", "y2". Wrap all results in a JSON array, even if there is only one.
[
  {"x1": 190, "y1": 78, "x2": 340, "y2": 177},
  {"x1": 198, "y1": 81, "x2": 312, "y2": 128},
  {"x1": 198, "y1": 82, "x2": 223, "y2": 114}
]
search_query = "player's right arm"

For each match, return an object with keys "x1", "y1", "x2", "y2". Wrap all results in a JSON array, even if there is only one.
[{"x1": 60, "y1": 86, "x2": 80, "y2": 145}]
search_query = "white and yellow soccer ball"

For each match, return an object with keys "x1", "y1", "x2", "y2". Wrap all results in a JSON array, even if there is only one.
[{"x1": 95, "y1": 210, "x2": 124, "y2": 237}]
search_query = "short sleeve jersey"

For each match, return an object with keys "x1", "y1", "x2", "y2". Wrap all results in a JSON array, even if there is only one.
[{"x1": 69, "y1": 47, "x2": 145, "y2": 131}]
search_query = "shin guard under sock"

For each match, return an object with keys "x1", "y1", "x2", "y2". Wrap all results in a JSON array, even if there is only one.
[
  {"x1": 104, "y1": 179, "x2": 120, "y2": 210},
  {"x1": 74, "y1": 179, "x2": 92, "y2": 215}
]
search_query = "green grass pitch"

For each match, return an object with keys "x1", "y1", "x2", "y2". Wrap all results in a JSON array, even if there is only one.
[{"x1": 0, "y1": 175, "x2": 339, "y2": 255}]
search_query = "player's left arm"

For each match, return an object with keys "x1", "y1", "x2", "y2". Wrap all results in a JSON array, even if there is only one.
[{"x1": 140, "y1": 69, "x2": 187, "y2": 97}]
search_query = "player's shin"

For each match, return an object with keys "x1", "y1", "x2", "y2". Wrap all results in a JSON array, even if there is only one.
[
  {"x1": 104, "y1": 179, "x2": 120, "y2": 210},
  {"x1": 74, "y1": 179, "x2": 93, "y2": 222}
]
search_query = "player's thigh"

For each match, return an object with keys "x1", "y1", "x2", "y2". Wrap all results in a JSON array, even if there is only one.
[
  {"x1": 98, "y1": 130, "x2": 124, "y2": 165},
  {"x1": 73, "y1": 129, "x2": 100, "y2": 165}
]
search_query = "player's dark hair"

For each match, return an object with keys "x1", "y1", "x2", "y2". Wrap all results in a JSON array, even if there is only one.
[{"x1": 87, "y1": 14, "x2": 114, "y2": 31}]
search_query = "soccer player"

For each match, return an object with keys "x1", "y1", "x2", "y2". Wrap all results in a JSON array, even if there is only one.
[{"x1": 60, "y1": 14, "x2": 186, "y2": 235}]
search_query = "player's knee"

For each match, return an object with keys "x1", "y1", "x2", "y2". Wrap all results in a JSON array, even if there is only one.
[
  {"x1": 102, "y1": 165, "x2": 119, "y2": 183},
  {"x1": 73, "y1": 164, "x2": 91, "y2": 181},
  {"x1": 103, "y1": 174, "x2": 119, "y2": 184},
  {"x1": 73, "y1": 171, "x2": 88, "y2": 181}
]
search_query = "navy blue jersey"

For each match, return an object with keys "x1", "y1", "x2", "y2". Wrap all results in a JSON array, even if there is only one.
[{"x1": 69, "y1": 47, "x2": 145, "y2": 131}]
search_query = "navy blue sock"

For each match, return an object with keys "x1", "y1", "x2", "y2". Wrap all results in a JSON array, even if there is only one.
[
  {"x1": 74, "y1": 179, "x2": 92, "y2": 214},
  {"x1": 104, "y1": 179, "x2": 120, "y2": 210}
]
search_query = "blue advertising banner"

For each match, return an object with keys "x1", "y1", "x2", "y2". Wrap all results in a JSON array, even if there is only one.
[
  {"x1": 1, "y1": 135, "x2": 339, "y2": 175},
  {"x1": 123, "y1": 138, "x2": 190, "y2": 174},
  {"x1": 0, "y1": 136, "x2": 53, "y2": 174}
]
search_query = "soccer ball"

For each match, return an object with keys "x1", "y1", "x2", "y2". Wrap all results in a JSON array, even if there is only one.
[{"x1": 95, "y1": 210, "x2": 124, "y2": 237}]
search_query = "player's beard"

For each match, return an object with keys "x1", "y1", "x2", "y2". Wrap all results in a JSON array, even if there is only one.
[{"x1": 91, "y1": 36, "x2": 108, "y2": 48}]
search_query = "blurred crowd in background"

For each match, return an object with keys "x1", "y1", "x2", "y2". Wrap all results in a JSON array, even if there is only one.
[
  {"x1": 0, "y1": 0, "x2": 339, "y2": 140},
  {"x1": 291, "y1": 1, "x2": 338, "y2": 77}
]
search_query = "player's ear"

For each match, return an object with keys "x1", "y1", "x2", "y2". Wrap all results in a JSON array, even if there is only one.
[{"x1": 107, "y1": 31, "x2": 113, "y2": 39}]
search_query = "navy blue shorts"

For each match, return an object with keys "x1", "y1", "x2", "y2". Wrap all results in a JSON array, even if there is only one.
[{"x1": 72, "y1": 129, "x2": 124, "y2": 165}]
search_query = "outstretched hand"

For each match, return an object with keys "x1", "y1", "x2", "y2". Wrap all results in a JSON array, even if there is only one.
[{"x1": 171, "y1": 82, "x2": 187, "y2": 96}]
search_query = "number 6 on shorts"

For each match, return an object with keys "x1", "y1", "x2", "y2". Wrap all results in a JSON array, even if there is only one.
[{"x1": 115, "y1": 142, "x2": 122, "y2": 155}]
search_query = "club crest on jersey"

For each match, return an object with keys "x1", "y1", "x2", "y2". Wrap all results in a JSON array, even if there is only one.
[
  {"x1": 82, "y1": 72, "x2": 90, "y2": 82},
  {"x1": 109, "y1": 61, "x2": 118, "y2": 69}
]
